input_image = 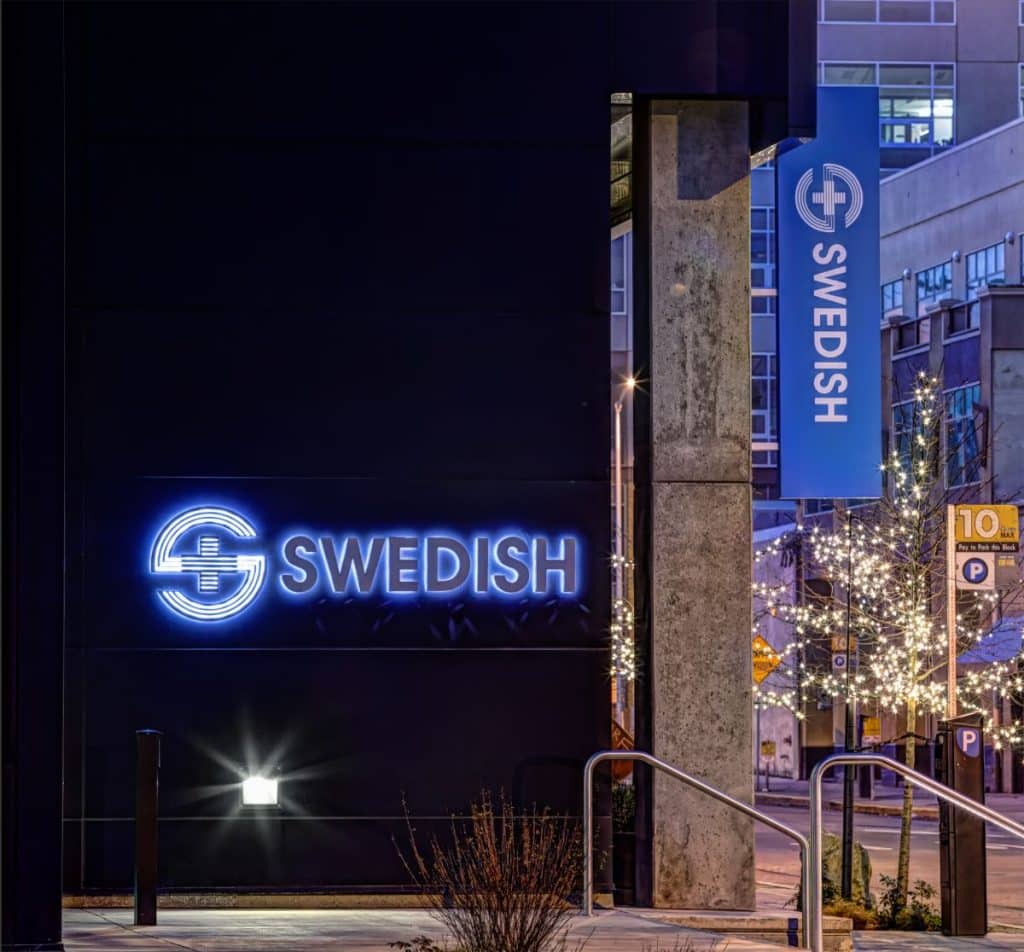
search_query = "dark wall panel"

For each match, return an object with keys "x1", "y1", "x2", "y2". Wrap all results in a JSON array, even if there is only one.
[
  {"x1": 64, "y1": 0, "x2": 620, "y2": 892},
  {"x1": 0, "y1": 0, "x2": 814, "y2": 900},
  {"x1": 67, "y1": 650, "x2": 609, "y2": 889}
]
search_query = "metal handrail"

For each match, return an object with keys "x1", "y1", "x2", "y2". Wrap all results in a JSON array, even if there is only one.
[
  {"x1": 582, "y1": 750, "x2": 812, "y2": 948},
  {"x1": 808, "y1": 753, "x2": 1024, "y2": 952}
]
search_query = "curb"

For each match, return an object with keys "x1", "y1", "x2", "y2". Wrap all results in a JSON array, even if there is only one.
[{"x1": 756, "y1": 793, "x2": 939, "y2": 821}]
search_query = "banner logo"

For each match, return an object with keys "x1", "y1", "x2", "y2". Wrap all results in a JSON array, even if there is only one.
[
  {"x1": 795, "y1": 163, "x2": 864, "y2": 234},
  {"x1": 150, "y1": 506, "x2": 267, "y2": 622},
  {"x1": 777, "y1": 87, "x2": 881, "y2": 499}
]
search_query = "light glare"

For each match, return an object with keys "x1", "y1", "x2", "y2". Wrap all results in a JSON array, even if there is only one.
[{"x1": 242, "y1": 775, "x2": 279, "y2": 806}]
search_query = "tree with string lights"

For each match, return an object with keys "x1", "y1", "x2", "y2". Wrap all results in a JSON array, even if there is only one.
[{"x1": 753, "y1": 371, "x2": 1024, "y2": 911}]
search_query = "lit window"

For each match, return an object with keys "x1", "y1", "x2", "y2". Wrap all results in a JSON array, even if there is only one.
[
  {"x1": 945, "y1": 383, "x2": 982, "y2": 487},
  {"x1": 822, "y1": 61, "x2": 955, "y2": 166}
]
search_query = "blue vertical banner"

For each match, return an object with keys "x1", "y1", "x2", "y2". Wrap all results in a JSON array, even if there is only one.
[{"x1": 778, "y1": 86, "x2": 881, "y2": 499}]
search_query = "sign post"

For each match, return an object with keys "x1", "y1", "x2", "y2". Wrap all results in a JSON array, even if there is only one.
[
  {"x1": 947, "y1": 505, "x2": 957, "y2": 720},
  {"x1": 752, "y1": 635, "x2": 782, "y2": 793},
  {"x1": 949, "y1": 504, "x2": 1020, "y2": 718}
]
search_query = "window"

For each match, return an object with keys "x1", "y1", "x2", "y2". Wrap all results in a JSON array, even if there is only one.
[
  {"x1": 960, "y1": 241, "x2": 1005, "y2": 330},
  {"x1": 821, "y1": 0, "x2": 955, "y2": 23},
  {"x1": 751, "y1": 293, "x2": 776, "y2": 319},
  {"x1": 946, "y1": 383, "x2": 982, "y2": 487},
  {"x1": 916, "y1": 261, "x2": 952, "y2": 310},
  {"x1": 882, "y1": 278, "x2": 904, "y2": 314},
  {"x1": 752, "y1": 353, "x2": 777, "y2": 467},
  {"x1": 966, "y1": 242, "x2": 1005, "y2": 299},
  {"x1": 821, "y1": 62, "x2": 955, "y2": 166},
  {"x1": 954, "y1": 241, "x2": 1003, "y2": 329},
  {"x1": 751, "y1": 207, "x2": 775, "y2": 291},
  {"x1": 611, "y1": 233, "x2": 629, "y2": 316}
]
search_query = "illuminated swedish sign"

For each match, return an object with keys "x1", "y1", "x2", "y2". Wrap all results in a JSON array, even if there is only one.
[{"x1": 150, "y1": 505, "x2": 582, "y2": 624}]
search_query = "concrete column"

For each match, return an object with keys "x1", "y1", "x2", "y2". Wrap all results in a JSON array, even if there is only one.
[{"x1": 648, "y1": 100, "x2": 755, "y2": 910}]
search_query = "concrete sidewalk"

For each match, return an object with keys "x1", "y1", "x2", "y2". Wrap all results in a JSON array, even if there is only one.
[
  {"x1": 62, "y1": 908, "x2": 1024, "y2": 951},
  {"x1": 851, "y1": 934, "x2": 1024, "y2": 950},
  {"x1": 756, "y1": 777, "x2": 1024, "y2": 822},
  {"x1": 62, "y1": 908, "x2": 785, "y2": 951}
]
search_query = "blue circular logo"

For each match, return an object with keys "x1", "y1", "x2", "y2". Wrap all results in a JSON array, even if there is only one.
[
  {"x1": 962, "y1": 557, "x2": 989, "y2": 585},
  {"x1": 150, "y1": 506, "x2": 266, "y2": 622}
]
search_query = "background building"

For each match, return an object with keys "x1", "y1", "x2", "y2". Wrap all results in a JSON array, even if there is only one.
[
  {"x1": 754, "y1": 118, "x2": 1024, "y2": 791},
  {"x1": 752, "y1": 0, "x2": 1024, "y2": 505}
]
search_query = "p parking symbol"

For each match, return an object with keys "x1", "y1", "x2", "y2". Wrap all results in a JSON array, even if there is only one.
[
  {"x1": 956, "y1": 727, "x2": 980, "y2": 757},
  {"x1": 962, "y1": 558, "x2": 989, "y2": 585}
]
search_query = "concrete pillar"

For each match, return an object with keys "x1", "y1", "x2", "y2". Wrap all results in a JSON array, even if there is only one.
[{"x1": 647, "y1": 100, "x2": 755, "y2": 910}]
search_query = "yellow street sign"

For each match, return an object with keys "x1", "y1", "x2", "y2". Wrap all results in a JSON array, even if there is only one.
[
  {"x1": 752, "y1": 634, "x2": 781, "y2": 684},
  {"x1": 954, "y1": 505, "x2": 1019, "y2": 552},
  {"x1": 862, "y1": 716, "x2": 881, "y2": 744},
  {"x1": 760, "y1": 740, "x2": 777, "y2": 758},
  {"x1": 831, "y1": 635, "x2": 858, "y2": 653}
]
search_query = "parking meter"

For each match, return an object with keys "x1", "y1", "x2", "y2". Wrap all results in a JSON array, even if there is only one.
[{"x1": 935, "y1": 712, "x2": 987, "y2": 937}]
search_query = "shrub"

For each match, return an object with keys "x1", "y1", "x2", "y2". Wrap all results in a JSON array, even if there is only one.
[
  {"x1": 876, "y1": 875, "x2": 941, "y2": 931},
  {"x1": 824, "y1": 898, "x2": 878, "y2": 930},
  {"x1": 612, "y1": 783, "x2": 635, "y2": 833},
  {"x1": 389, "y1": 940, "x2": 449, "y2": 952},
  {"x1": 400, "y1": 790, "x2": 582, "y2": 952}
]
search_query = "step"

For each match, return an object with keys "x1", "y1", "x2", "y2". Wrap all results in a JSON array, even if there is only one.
[
  {"x1": 757, "y1": 792, "x2": 939, "y2": 821},
  {"x1": 652, "y1": 910, "x2": 853, "y2": 952}
]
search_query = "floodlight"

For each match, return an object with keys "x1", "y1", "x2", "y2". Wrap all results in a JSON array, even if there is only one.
[{"x1": 241, "y1": 775, "x2": 279, "y2": 806}]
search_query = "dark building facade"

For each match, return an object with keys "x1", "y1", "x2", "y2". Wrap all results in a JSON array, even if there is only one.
[{"x1": 3, "y1": 2, "x2": 814, "y2": 947}]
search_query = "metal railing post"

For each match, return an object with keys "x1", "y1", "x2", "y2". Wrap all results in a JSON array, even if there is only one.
[
  {"x1": 807, "y1": 752, "x2": 1024, "y2": 952},
  {"x1": 582, "y1": 750, "x2": 811, "y2": 948},
  {"x1": 582, "y1": 755, "x2": 596, "y2": 918},
  {"x1": 134, "y1": 729, "x2": 162, "y2": 926}
]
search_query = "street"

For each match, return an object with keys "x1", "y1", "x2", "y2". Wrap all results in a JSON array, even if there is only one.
[{"x1": 756, "y1": 804, "x2": 1024, "y2": 932}]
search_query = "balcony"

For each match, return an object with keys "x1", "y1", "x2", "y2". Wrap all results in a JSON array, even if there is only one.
[{"x1": 890, "y1": 314, "x2": 930, "y2": 354}]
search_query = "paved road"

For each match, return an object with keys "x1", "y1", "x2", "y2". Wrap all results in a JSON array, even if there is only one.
[{"x1": 755, "y1": 803, "x2": 1024, "y2": 932}]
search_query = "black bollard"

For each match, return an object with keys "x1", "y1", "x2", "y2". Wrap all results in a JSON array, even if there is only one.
[{"x1": 134, "y1": 729, "x2": 162, "y2": 926}]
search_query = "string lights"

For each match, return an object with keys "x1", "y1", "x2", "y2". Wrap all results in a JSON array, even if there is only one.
[{"x1": 753, "y1": 371, "x2": 1024, "y2": 752}]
